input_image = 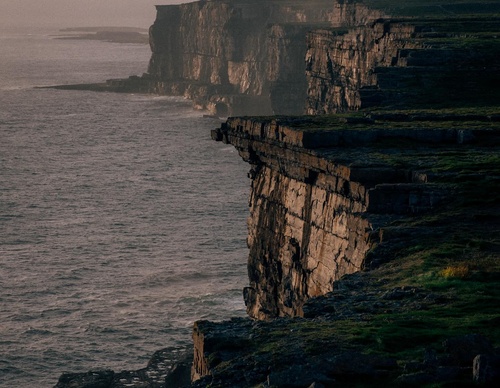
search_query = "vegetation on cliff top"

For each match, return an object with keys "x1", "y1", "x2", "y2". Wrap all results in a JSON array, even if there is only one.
[
  {"x1": 195, "y1": 174, "x2": 499, "y2": 387},
  {"x1": 362, "y1": 0, "x2": 500, "y2": 17}
]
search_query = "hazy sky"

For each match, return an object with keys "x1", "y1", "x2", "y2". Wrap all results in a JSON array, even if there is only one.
[{"x1": 0, "y1": 0, "x2": 195, "y2": 29}]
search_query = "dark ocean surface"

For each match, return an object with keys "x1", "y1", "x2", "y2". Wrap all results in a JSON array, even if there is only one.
[{"x1": 0, "y1": 27, "x2": 249, "y2": 387}]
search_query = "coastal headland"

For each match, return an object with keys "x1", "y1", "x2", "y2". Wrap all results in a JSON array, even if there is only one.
[{"x1": 54, "y1": 1, "x2": 500, "y2": 387}]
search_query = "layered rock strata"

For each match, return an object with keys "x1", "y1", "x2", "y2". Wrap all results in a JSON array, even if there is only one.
[
  {"x1": 144, "y1": 1, "x2": 500, "y2": 116},
  {"x1": 306, "y1": 16, "x2": 500, "y2": 113},
  {"x1": 211, "y1": 113, "x2": 497, "y2": 320},
  {"x1": 144, "y1": 0, "x2": 384, "y2": 116},
  {"x1": 148, "y1": 0, "x2": 332, "y2": 116}
]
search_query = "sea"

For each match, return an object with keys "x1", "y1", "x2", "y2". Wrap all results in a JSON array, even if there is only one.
[{"x1": 0, "y1": 26, "x2": 249, "y2": 387}]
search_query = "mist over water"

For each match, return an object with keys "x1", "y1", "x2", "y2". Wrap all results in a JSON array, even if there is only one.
[
  {"x1": 0, "y1": 27, "x2": 249, "y2": 387},
  {"x1": 0, "y1": 1, "x2": 194, "y2": 29}
]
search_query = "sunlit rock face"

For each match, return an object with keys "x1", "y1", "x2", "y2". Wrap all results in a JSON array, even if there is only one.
[
  {"x1": 245, "y1": 163, "x2": 374, "y2": 319},
  {"x1": 213, "y1": 117, "x2": 422, "y2": 319},
  {"x1": 224, "y1": 118, "x2": 378, "y2": 319},
  {"x1": 210, "y1": 114, "x2": 490, "y2": 319}
]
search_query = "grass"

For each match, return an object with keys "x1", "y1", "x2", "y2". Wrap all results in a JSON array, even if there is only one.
[
  {"x1": 216, "y1": 109, "x2": 500, "y2": 381},
  {"x1": 198, "y1": 144, "x2": 499, "y2": 386},
  {"x1": 360, "y1": 0, "x2": 500, "y2": 18},
  {"x1": 439, "y1": 264, "x2": 471, "y2": 279}
]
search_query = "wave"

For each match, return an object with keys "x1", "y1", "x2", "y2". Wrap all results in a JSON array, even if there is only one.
[{"x1": 23, "y1": 327, "x2": 54, "y2": 336}]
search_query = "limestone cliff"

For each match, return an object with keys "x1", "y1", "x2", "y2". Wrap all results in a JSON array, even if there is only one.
[
  {"x1": 212, "y1": 113, "x2": 495, "y2": 320},
  {"x1": 144, "y1": 0, "x2": 384, "y2": 116},
  {"x1": 306, "y1": 16, "x2": 500, "y2": 113},
  {"x1": 148, "y1": 0, "x2": 333, "y2": 116},
  {"x1": 196, "y1": 112, "x2": 500, "y2": 386}
]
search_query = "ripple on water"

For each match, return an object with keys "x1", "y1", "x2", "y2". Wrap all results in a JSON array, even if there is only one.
[{"x1": 0, "y1": 30, "x2": 249, "y2": 388}]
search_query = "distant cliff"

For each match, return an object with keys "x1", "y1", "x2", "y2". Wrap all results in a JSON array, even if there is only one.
[
  {"x1": 144, "y1": 0, "x2": 384, "y2": 116},
  {"x1": 146, "y1": 0, "x2": 328, "y2": 115},
  {"x1": 306, "y1": 16, "x2": 500, "y2": 113},
  {"x1": 144, "y1": 0, "x2": 500, "y2": 116},
  {"x1": 52, "y1": 1, "x2": 500, "y2": 116}
]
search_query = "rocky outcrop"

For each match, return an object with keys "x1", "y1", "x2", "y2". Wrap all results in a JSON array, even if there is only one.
[
  {"x1": 143, "y1": 0, "x2": 385, "y2": 116},
  {"x1": 53, "y1": 347, "x2": 192, "y2": 388},
  {"x1": 212, "y1": 113, "x2": 499, "y2": 320},
  {"x1": 148, "y1": 0, "x2": 333, "y2": 116},
  {"x1": 306, "y1": 16, "x2": 500, "y2": 113}
]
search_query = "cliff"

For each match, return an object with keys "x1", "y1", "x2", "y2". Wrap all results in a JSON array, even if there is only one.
[
  {"x1": 211, "y1": 112, "x2": 499, "y2": 320},
  {"x1": 193, "y1": 110, "x2": 500, "y2": 386},
  {"x1": 143, "y1": 0, "x2": 500, "y2": 116},
  {"x1": 306, "y1": 16, "x2": 500, "y2": 114},
  {"x1": 143, "y1": 0, "x2": 385, "y2": 116},
  {"x1": 52, "y1": 1, "x2": 500, "y2": 387}
]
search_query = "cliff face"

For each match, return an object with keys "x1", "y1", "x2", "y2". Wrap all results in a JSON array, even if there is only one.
[
  {"x1": 245, "y1": 160, "x2": 373, "y2": 318},
  {"x1": 148, "y1": 0, "x2": 320, "y2": 115},
  {"x1": 145, "y1": 0, "x2": 383, "y2": 116},
  {"x1": 211, "y1": 114, "x2": 482, "y2": 319},
  {"x1": 306, "y1": 16, "x2": 500, "y2": 113},
  {"x1": 305, "y1": 21, "x2": 419, "y2": 113}
]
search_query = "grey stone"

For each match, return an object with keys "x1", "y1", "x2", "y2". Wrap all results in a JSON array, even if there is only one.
[
  {"x1": 54, "y1": 370, "x2": 114, "y2": 388},
  {"x1": 473, "y1": 354, "x2": 500, "y2": 384},
  {"x1": 443, "y1": 334, "x2": 494, "y2": 366}
]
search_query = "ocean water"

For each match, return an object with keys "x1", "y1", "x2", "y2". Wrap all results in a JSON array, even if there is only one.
[{"x1": 0, "y1": 27, "x2": 249, "y2": 387}]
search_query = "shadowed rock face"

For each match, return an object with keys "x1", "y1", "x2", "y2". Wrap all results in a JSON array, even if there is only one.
[
  {"x1": 144, "y1": 1, "x2": 500, "y2": 116},
  {"x1": 306, "y1": 17, "x2": 500, "y2": 114},
  {"x1": 145, "y1": 0, "x2": 384, "y2": 116}
]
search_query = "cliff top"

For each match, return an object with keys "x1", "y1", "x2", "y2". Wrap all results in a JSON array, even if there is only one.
[
  {"x1": 361, "y1": 0, "x2": 500, "y2": 17},
  {"x1": 155, "y1": 0, "x2": 500, "y2": 16}
]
